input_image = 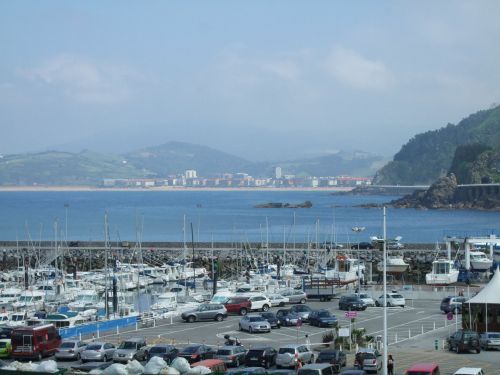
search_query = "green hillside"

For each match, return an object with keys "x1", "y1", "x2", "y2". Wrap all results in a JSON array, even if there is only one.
[{"x1": 374, "y1": 105, "x2": 500, "y2": 185}]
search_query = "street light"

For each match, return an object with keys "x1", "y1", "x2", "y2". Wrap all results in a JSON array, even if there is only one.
[
  {"x1": 372, "y1": 208, "x2": 388, "y2": 375},
  {"x1": 351, "y1": 226, "x2": 366, "y2": 291}
]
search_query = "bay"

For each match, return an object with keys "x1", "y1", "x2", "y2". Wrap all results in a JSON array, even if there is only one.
[{"x1": 0, "y1": 190, "x2": 499, "y2": 244}]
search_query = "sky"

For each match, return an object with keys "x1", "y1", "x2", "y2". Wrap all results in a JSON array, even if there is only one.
[{"x1": 1, "y1": 1, "x2": 500, "y2": 161}]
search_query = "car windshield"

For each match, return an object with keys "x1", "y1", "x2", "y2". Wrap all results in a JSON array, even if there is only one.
[
  {"x1": 362, "y1": 353, "x2": 376, "y2": 359},
  {"x1": 217, "y1": 349, "x2": 231, "y2": 355},
  {"x1": 391, "y1": 294, "x2": 404, "y2": 299},
  {"x1": 463, "y1": 332, "x2": 478, "y2": 340},
  {"x1": 298, "y1": 370, "x2": 321, "y2": 375},
  {"x1": 119, "y1": 342, "x2": 138, "y2": 349},
  {"x1": 295, "y1": 306, "x2": 308, "y2": 311},
  {"x1": 279, "y1": 348, "x2": 295, "y2": 354},
  {"x1": 318, "y1": 352, "x2": 336, "y2": 359},
  {"x1": 249, "y1": 317, "x2": 265, "y2": 322},
  {"x1": 261, "y1": 313, "x2": 274, "y2": 319},
  {"x1": 318, "y1": 311, "x2": 331, "y2": 317},
  {"x1": 86, "y1": 345, "x2": 102, "y2": 350},
  {"x1": 182, "y1": 346, "x2": 199, "y2": 353},
  {"x1": 488, "y1": 333, "x2": 500, "y2": 338},
  {"x1": 60, "y1": 342, "x2": 76, "y2": 348},
  {"x1": 150, "y1": 347, "x2": 168, "y2": 353}
]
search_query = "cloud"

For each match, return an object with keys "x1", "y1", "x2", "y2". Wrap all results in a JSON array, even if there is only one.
[
  {"x1": 325, "y1": 47, "x2": 395, "y2": 90},
  {"x1": 22, "y1": 55, "x2": 138, "y2": 104}
]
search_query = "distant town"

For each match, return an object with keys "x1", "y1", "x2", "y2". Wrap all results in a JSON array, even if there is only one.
[{"x1": 102, "y1": 167, "x2": 372, "y2": 189}]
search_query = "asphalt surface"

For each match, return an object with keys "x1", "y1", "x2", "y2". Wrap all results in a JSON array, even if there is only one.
[{"x1": 7, "y1": 299, "x2": 498, "y2": 375}]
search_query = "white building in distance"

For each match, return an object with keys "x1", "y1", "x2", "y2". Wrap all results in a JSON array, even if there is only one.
[
  {"x1": 275, "y1": 166, "x2": 282, "y2": 179},
  {"x1": 185, "y1": 169, "x2": 197, "y2": 179}
]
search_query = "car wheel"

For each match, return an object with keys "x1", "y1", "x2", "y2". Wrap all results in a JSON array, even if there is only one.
[
  {"x1": 277, "y1": 324, "x2": 281, "y2": 329},
  {"x1": 300, "y1": 299, "x2": 306, "y2": 304},
  {"x1": 476, "y1": 348, "x2": 481, "y2": 354},
  {"x1": 276, "y1": 365, "x2": 282, "y2": 369},
  {"x1": 235, "y1": 358, "x2": 240, "y2": 367},
  {"x1": 240, "y1": 308, "x2": 247, "y2": 315},
  {"x1": 262, "y1": 304, "x2": 270, "y2": 312},
  {"x1": 215, "y1": 314, "x2": 224, "y2": 322},
  {"x1": 265, "y1": 360, "x2": 270, "y2": 369},
  {"x1": 188, "y1": 315, "x2": 195, "y2": 323},
  {"x1": 279, "y1": 302, "x2": 285, "y2": 307},
  {"x1": 103, "y1": 355, "x2": 108, "y2": 362},
  {"x1": 37, "y1": 352, "x2": 42, "y2": 361},
  {"x1": 455, "y1": 345, "x2": 460, "y2": 354},
  {"x1": 239, "y1": 324, "x2": 243, "y2": 331},
  {"x1": 375, "y1": 301, "x2": 380, "y2": 307},
  {"x1": 309, "y1": 355, "x2": 314, "y2": 364},
  {"x1": 81, "y1": 360, "x2": 87, "y2": 364},
  {"x1": 77, "y1": 353, "x2": 81, "y2": 361},
  {"x1": 249, "y1": 326, "x2": 254, "y2": 334}
]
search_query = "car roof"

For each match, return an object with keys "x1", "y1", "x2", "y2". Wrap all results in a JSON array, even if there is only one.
[
  {"x1": 301, "y1": 364, "x2": 333, "y2": 369},
  {"x1": 191, "y1": 359, "x2": 225, "y2": 367},
  {"x1": 406, "y1": 363, "x2": 439, "y2": 371},
  {"x1": 122, "y1": 337, "x2": 145, "y2": 342},
  {"x1": 220, "y1": 345, "x2": 241, "y2": 350},
  {"x1": 454, "y1": 367, "x2": 483, "y2": 373},
  {"x1": 279, "y1": 344, "x2": 302, "y2": 348},
  {"x1": 152, "y1": 344, "x2": 174, "y2": 348}
]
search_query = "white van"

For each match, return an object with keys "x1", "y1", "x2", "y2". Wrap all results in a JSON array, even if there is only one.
[{"x1": 454, "y1": 368, "x2": 484, "y2": 375}]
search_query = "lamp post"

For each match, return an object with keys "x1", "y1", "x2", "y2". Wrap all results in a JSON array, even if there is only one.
[{"x1": 351, "y1": 226, "x2": 366, "y2": 292}]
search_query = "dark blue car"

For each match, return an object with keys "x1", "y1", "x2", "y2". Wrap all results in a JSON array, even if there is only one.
[{"x1": 308, "y1": 310, "x2": 338, "y2": 327}]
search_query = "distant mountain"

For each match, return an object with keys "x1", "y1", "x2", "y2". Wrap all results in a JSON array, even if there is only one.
[
  {"x1": 374, "y1": 105, "x2": 500, "y2": 185},
  {"x1": 0, "y1": 142, "x2": 383, "y2": 186}
]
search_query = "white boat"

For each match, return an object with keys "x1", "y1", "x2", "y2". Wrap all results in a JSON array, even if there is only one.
[
  {"x1": 6, "y1": 312, "x2": 29, "y2": 327},
  {"x1": 469, "y1": 251, "x2": 493, "y2": 271},
  {"x1": 425, "y1": 259, "x2": 459, "y2": 286},
  {"x1": 150, "y1": 292, "x2": 177, "y2": 311},
  {"x1": 320, "y1": 256, "x2": 365, "y2": 284},
  {"x1": 0, "y1": 287, "x2": 22, "y2": 308},
  {"x1": 11, "y1": 290, "x2": 46, "y2": 310},
  {"x1": 43, "y1": 312, "x2": 92, "y2": 328},
  {"x1": 68, "y1": 290, "x2": 100, "y2": 311},
  {"x1": 376, "y1": 256, "x2": 410, "y2": 274}
]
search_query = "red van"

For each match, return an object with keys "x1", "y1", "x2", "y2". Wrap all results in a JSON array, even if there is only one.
[
  {"x1": 405, "y1": 363, "x2": 440, "y2": 375},
  {"x1": 11, "y1": 324, "x2": 61, "y2": 360}
]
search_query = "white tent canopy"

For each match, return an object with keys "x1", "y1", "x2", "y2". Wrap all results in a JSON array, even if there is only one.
[{"x1": 467, "y1": 266, "x2": 500, "y2": 304}]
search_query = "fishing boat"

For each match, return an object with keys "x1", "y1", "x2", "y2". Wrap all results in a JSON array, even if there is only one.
[
  {"x1": 376, "y1": 256, "x2": 410, "y2": 274},
  {"x1": 469, "y1": 251, "x2": 493, "y2": 271},
  {"x1": 11, "y1": 290, "x2": 46, "y2": 310},
  {"x1": 425, "y1": 259, "x2": 459, "y2": 286},
  {"x1": 320, "y1": 255, "x2": 365, "y2": 284}
]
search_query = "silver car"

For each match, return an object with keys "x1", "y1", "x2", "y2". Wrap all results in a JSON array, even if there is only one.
[
  {"x1": 215, "y1": 345, "x2": 247, "y2": 367},
  {"x1": 276, "y1": 345, "x2": 314, "y2": 368},
  {"x1": 280, "y1": 289, "x2": 307, "y2": 304},
  {"x1": 112, "y1": 337, "x2": 148, "y2": 363},
  {"x1": 81, "y1": 342, "x2": 116, "y2": 363},
  {"x1": 480, "y1": 332, "x2": 500, "y2": 350},
  {"x1": 55, "y1": 340, "x2": 88, "y2": 361},
  {"x1": 239, "y1": 315, "x2": 271, "y2": 333}
]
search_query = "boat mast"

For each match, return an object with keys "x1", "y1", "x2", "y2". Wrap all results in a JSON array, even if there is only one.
[{"x1": 104, "y1": 211, "x2": 109, "y2": 319}]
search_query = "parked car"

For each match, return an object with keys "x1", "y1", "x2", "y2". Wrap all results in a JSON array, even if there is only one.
[
  {"x1": 191, "y1": 359, "x2": 227, "y2": 373},
  {"x1": 440, "y1": 296, "x2": 467, "y2": 314},
  {"x1": 147, "y1": 344, "x2": 179, "y2": 363},
  {"x1": 0, "y1": 339, "x2": 11, "y2": 359},
  {"x1": 354, "y1": 348, "x2": 382, "y2": 373},
  {"x1": 351, "y1": 242, "x2": 374, "y2": 250},
  {"x1": 447, "y1": 329, "x2": 481, "y2": 353},
  {"x1": 81, "y1": 342, "x2": 116, "y2": 363},
  {"x1": 453, "y1": 368, "x2": 484, "y2": 375},
  {"x1": 299, "y1": 363, "x2": 337, "y2": 375},
  {"x1": 244, "y1": 346, "x2": 277, "y2": 369},
  {"x1": 260, "y1": 312, "x2": 281, "y2": 328},
  {"x1": 289, "y1": 305, "x2": 313, "y2": 321},
  {"x1": 480, "y1": 331, "x2": 500, "y2": 350},
  {"x1": 55, "y1": 340, "x2": 87, "y2": 361},
  {"x1": 315, "y1": 350, "x2": 346, "y2": 373},
  {"x1": 181, "y1": 303, "x2": 227, "y2": 323},
  {"x1": 239, "y1": 315, "x2": 271, "y2": 333},
  {"x1": 280, "y1": 289, "x2": 308, "y2": 304},
  {"x1": 405, "y1": 363, "x2": 440, "y2": 375},
  {"x1": 308, "y1": 310, "x2": 338, "y2": 327},
  {"x1": 276, "y1": 309, "x2": 300, "y2": 326},
  {"x1": 112, "y1": 337, "x2": 148, "y2": 363},
  {"x1": 225, "y1": 297, "x2": 252, "y2": 315},
  {"x1": 215, "y1": 345, "x2": 247, "y2": 367},
  {"x1": 268, "y1": 294, "x2": 289, "y2": 307},
  {"x1": 276, "y1": 344, "x2": 314, "y2": 369},
  {"x1": 338, "y1": 295, "x2": 367, "y2": 311},
  {"x1": 354, "y1": 293, "x2": 375, "y2": 307},
  {"x1": 375, "y1": 292, "x2": 405, "y2": 307},
  {"x1": 178, "y1": 344, "x2": 215, "y2": 363},
  {"x1": 247, "y1": 295, "x2": 272, "y2": 312}
]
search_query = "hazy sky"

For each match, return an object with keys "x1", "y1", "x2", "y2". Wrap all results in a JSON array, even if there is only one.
[{"x1": 1, "y1": 1, "x2": 500, "y2": 161}]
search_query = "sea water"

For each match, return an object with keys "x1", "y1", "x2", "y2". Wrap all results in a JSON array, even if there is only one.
[{"x1": 0, "y1": 190, "x2": 499, "y2": 243}]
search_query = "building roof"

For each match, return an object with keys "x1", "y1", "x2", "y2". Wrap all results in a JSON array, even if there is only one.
[{"x1": 467, "y1": 266, "x2": 500, "y2": 304}]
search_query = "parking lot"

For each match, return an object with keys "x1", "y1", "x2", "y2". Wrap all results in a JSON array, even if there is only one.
[{"x1": 32, "y1": 298, "x2": 499, "y2": 374}]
